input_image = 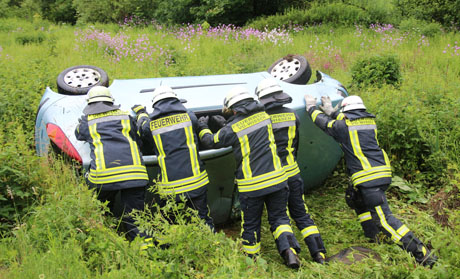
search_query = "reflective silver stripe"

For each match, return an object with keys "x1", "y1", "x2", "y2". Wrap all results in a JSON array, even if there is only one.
[
  {"x1": 358, "y1": 212, "x2": 372, "y2": 222},
  {"x1": 348, "y1": 124, "x2": 377, "y2": 131},
  {"x1": 89, "y1": 172, "x2": 149, "y2": 183},
  {"x1": 272, "y1": 120, "x2": 295, "y2": 129},
  {"x1": 301, "y1": 226, "x2": 319, "y2": 238},
  {"x1": 90, "y1": 165, "x2": 147, "y2": 176},
  {"x1": 159, "y1": 176, "x2": 209, "y2": 194},
  {"x1": 273, "y1": 224, "x2": 293, "y2": 239},
  {"x1": 151, "y1": 121, "x2": 192, "y2": 136},
  {"x1": 235, "y1": 119, "x2": 271, "y2": 138},
  {"x1": 351, "y1": 166, "x2": 392, "y2": 180},
  {"x1": 157, "y1": 170, "x2": 208, "y2": 187},
  {"x1": 243, "y1": 242, "x2": 260, "y2": 254},
  {"x1": 88, "y1": 115, "x2": 129, "y2": 125}
]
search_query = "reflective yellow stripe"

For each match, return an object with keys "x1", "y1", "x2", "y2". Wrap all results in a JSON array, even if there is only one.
[
  {"x1": 243, "y1": 242, "x2": 261, "y2": 254},
  {"x1": 240, "y1": 211, "x2": 244, "y2": 237},
  {"x1": 137, "y1": 112, "x2": 149, "y2": 119},
  {"x1": 311, "y1": 110, "x2": 323, "y2": 122},
  {"x1": 199, "y1": 128, "x2": 212, "y2": 139},
  {"x1": 382, "y1": 149, "x2": 391, "y2": 166},
  {"x1": 376, "y1": 206, "x2": 401, "y2": 243},
  {"x1": 153, "y1": 134, "x2": 168, "y2": 182},
  {"x1": 286, "y1": 125, "x2": 296, "y2": 165},
  {"x1": 239, "y1": 135, "x2": 252, "y2": 179},
  {"x1": 214, "y1": 130, "x2": 221, "y2": 143},
  {"x1": 267, "y1": 124, "x2": 282, "y2": 170},
  {"x1": 353, "y1": 171, "x2": 392, "y2": 186},
  {"x1": 349, "y1": 130, "x2": 371, "y2": 169},
  {"x1": 352, "y1": 165, "x2": 392, "y2": 180},
  {"x1": 157, "y1": 171, "x2": 209, "y2": 195},
  {"x1": 327, "y1": 120, "x2": 336, "y2": 128},
  {"x1": 273, "y1": 224, "x2": 293, "y2": 239},
  {"x1": 236, "y1": 167, "x2": 286, "y2": 186},
  {"x1": 284, "y1": 162, "x2": 300, "y2": 178},
  {"x1": 237, "y1": 169, "x2": 287, "y2": 192},
  {"x1": 89, "y1": 165, "x2": 147, "y2": 175},
  {"x1": 185, "y1": 126, "x2": 200, "y2": 176},
  {"x1": 301, "y1": 225, "x2": 320, "y2": 239},
  {"x1": 156, "y1": 170, "x2": 208, "y2": 187},
  {"x1": 351, "y1": 165, "x2": 392, "y2": 185},
  {"x1": 396, "y1": 224, "x2": 410, "y2": 238},
  {"x1": 121, "y1": 119, "x2": 140, "y2": 165},
  {"x1": 89, "y1": 123, "x2": 105, "y2": 169},
  {"x1": 89, "y1": 173, "x2": 149, "y2": 184},
  {"x1": 358, "y1": 212, "x2": 372, "y2": 222},
  {"x1": 336, "y1": 113, "x2": 345, "y2": 120}
]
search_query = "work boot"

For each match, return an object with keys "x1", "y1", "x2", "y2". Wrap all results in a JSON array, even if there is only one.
[
  {"x1": 313, "y1": 252, "x2": 326, "y2": 264},
  {"x1": 283, "y1": 248, "x2": 300, "y2": 269},
  {"x1": 413, "y1": 245, "x2": 437, "y2": 268}
]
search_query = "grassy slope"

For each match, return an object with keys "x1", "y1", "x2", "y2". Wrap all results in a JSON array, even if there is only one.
[{"x1": 0, "y1": 18, "x2": 459, "y2": 278}]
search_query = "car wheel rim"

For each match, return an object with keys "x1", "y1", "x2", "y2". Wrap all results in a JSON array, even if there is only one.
[
  {"x1": 269, "y1": 58, "x2": 301, "y2": 80},
  {"x1": 63, "y1": 68, "x2": 102, "y2": 88}
]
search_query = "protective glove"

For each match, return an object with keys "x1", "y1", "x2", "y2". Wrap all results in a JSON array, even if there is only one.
[
  {"x1": 319, "y1": 96, "x2": 339, "y2": 116},
  {"x1": 197, "y1": 116, "x2": 209, "y2": 131},
  {"x1": 131, "y1": 104, "x2": 146, "y2": 114},
  {"x1": 304, "y1": 94, "x2": 317, "y2": 111},
  {"x1": 210, "y1": 115, "x2": 226, "y2": 128}
]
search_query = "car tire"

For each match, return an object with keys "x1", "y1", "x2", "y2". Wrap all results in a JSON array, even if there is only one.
[
  {"x1": 267, "y1": 54, "x2": 312, "y2": 84},
  {"x1": 56, "y1": 65, "x2": 109, "y2": 95}
]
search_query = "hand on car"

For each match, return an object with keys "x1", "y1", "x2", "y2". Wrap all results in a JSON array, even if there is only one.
[
  {"x1": 304, "y1": 94, "x2": 317, "y2": 111},
  {"x1": 131, "y1": 104, "x2": 146, "y2": 114},
  {"x1": 319, "y1": 96, "x2": 338, "y2": 116},
  {"x1": 198, "y1": 116, "x2": 209, "y2": 130},
  {"x1": 210, "y1": 115, "x2": 226, "y2": 128}
]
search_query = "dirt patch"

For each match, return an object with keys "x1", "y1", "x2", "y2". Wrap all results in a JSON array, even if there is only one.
[{"x1": 429, "y1": 186, "x2": 460, "y2": 227}]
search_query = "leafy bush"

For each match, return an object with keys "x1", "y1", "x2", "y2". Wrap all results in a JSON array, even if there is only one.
[
  {"x1": 399, "y1": 18, "x2": 443, "y2": 37},
  {"x1": 15, "y1": 32, "x2": 46, "y2": 45},
  {"x1": 350, "y1": 54, "x2": 401, "y2": 89},
  {"x1": 248, "y1": 2, "x2": 399, "y2": 31},
  {"x1": 394, "y1": 0, "x2": 460, "y2": 28},
  {"x1": 0, "y1": 126, "x2": 46, "y2": 232}
]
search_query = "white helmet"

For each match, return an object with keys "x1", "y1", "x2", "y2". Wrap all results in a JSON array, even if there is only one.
[
  {"x1": 255, "y1": 78, "x2": 283, "y2": 99},
  {"x1": 86, "y1": 86, "x2": 114, "y2": 104},
  {"x1": 223, "y1": 86, "x2": 254, "y2": 109},
  {"x1": 341, "y1": 95, "x2": 366, "y2": 112},
  {"x1": 152, "y1": 85, "x2": 177, "y2": 105}
]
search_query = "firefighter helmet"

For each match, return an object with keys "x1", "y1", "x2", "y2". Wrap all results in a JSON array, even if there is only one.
[
  {"x1": 341, "y1": 95, "x2": 366, "y2": 112},
  {"x1": 86, "y1": 86, "x2": 114, "y2": 104},
  {"x1": 152, "y1": 85, "x2": 178, "y2": 105},
  {"x1": 255, "y1": 78, "x2": 283, "y2": 99},
  {"x1": 223, "y1": 86, "x2": 254, "y2": 109}
]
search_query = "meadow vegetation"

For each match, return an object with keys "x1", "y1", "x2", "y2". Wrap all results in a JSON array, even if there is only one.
[{"x1": 0, "y1": 2, "x2": 459, "y2": 278}]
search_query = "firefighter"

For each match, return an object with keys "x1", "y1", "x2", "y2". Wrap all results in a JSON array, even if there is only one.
[
  {"x1": 131, "y1": 85, "x2": 214, "y2": 231},
  {"x1": 75, "y1": 86, "x2": 149, "y2": 242},
  {"x1": 255, "y1": 78, "x2": 327, "y2": 264},
  {"x1": 197, "y1": 86, "x2": 301, "y2": 269},
  {"x1": 304, "y1": 94, "x2": 438, "y2": 267}
]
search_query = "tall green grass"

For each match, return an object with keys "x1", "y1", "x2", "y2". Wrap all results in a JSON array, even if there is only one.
[{"x1": 0, "y1": 17, "x2": 459, "y2": 278}]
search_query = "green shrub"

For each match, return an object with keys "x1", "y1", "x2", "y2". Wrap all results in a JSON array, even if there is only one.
[
  {"x1": 394, "y1": 0, "x2": 460, "y2": 29},
  {"x1": 350, "y1": 54, "x2": 401, "y2": 89},
  {"x1": 0, "y1": 126, "x2": 47, "y2": 232},
  {"x1": 15, "y1": 32, "x2": 46, "y2": 45},
  {"x1": 248, "y1": 2, "x2": 399, "y2": 31},
  {"x1": 399, "y1": 18, "x2": 442, "y2": 37}
]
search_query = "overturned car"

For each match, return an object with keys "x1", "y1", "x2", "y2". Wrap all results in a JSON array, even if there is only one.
[{"x1": 35, "y1": 55, "x2": 347, "y2": 224}]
